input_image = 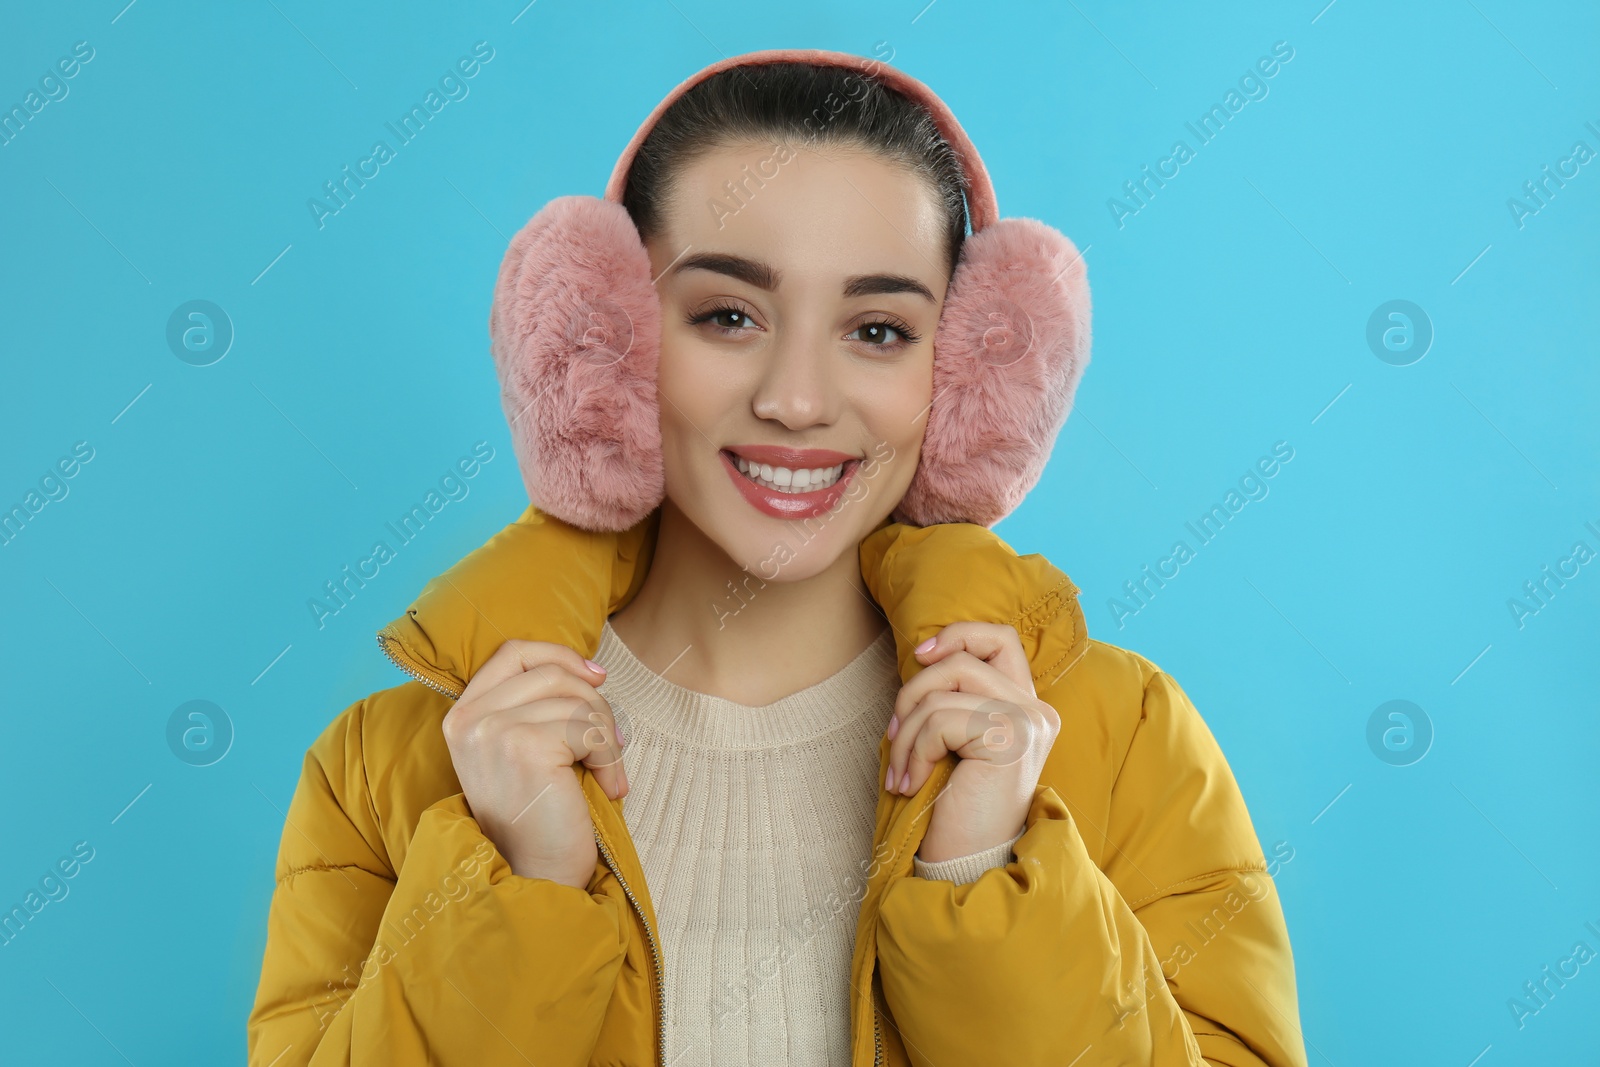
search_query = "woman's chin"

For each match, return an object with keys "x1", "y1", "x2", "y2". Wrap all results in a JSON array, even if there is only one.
[{"x1": 722, "y1": 526, "x2": 850, "y2": 584}]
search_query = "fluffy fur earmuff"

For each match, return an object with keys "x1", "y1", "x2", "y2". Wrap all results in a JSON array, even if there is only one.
[
  {"x1": 489, "y1": 196, "x2": 664, "y2": 532},
  {"x1": 892, "y1": 217, "x2": 1092, "y2": 528}
]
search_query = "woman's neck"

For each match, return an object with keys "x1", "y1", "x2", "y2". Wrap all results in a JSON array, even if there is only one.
[{"x1": 607, "y1": 500, "x2": 890, "y2": 706}]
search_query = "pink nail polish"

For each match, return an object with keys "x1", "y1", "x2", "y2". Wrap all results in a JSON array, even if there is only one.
[
  {"x1": 886, "y1": 766, "x2": 895, "y2": 793},
  {"x1": 615, "y1": 723, "x2": 625, "y2": 747},
  {"x1": 585, "y1": 659, "x2": 607, "y2": 675},
  {"x1": 899, "y1": 769, "x2": 911, "y2": 792},
  {"x1": 886, "y1": 714, "x2": 899, "y2": 740},
  {"x1": 914, "y1": 636, "x2": 936, "y2": 655}
]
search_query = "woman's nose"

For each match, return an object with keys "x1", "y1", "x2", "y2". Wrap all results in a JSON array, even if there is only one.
[{"x1": 749, "y1": 332, "x2": 841, "y2": 431}]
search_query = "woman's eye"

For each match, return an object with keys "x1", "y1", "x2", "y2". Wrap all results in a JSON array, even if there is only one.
[
  {"x1": 850, "y1": 321, "x2": 905, "y2": 346},
  {"x1": 705, "y1": 308, "x2": 755, "y2": 330}
]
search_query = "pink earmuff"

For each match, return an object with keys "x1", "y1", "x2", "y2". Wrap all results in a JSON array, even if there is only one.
[{"x1": 489, "y1": 48, "x2": 1091, "y2": 532}]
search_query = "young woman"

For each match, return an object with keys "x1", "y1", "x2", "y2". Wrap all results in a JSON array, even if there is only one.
[{"x1": 249, "y1": 50, "x2": 1307, "y2": 1067}]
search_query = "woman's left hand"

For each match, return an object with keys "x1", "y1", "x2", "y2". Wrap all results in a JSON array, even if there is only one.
[{"x1": 885, "y1": 622, "x2": 1061, "y2": 864}]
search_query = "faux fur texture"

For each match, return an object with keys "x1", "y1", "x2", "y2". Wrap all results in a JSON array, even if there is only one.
[
  {"x1": 489, "y1": 196, "x2": 664, "y2": 531},
  {"x1": 892, "y1": 217, "x2": 1092, "y2": 528}
]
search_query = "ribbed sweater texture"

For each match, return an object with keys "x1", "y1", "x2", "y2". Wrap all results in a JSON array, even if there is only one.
[{"x1": 594, "y1": 618, "x2": 1020, "y2": 1066}]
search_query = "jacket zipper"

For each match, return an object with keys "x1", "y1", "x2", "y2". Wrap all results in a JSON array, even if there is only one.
[
  {"x1": 376, "y1": 632, "x2": 464, "y2": 699},
  {"x1": 377, "y1": 633, "x2": 667, "y2": 1065},
  {"x1": 594, "y1": 831, "x2": 667, "y2": 1067},
  {"x1": 864, "y1": 758, "x2": 955, "y2": 1067}
]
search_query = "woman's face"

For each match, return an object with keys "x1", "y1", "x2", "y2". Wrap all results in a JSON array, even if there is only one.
[{"x1": 644, "y1": 140, "x2": 950, "y2": 583}]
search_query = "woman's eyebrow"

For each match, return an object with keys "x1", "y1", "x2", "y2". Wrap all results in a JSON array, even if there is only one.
[
  {"x1": 842, "y1": 273, "x2": 935, "y2": 302},
  {"x1": 671, "y1": 252, "x2": 780, "y2": 291},
  {"x1": 670, "y1": 253, "x2": 934, "y2": 303}
]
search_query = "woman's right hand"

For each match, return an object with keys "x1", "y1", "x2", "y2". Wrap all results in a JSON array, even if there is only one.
[{"x1": 441, "y1": 639, "x2": 627, "y2": 889}]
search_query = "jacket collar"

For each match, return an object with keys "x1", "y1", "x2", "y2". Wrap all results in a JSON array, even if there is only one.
[
  {"x1": 376, "y1": 505, "x2": 660, "y2": 699},
  {"x1": 377, "y1": 504, "x2": 1087, "y2": 697}
]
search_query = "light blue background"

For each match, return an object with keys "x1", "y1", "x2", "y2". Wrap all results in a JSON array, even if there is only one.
[{"x1": 3, "y1": 1, "x2": 1596, "y2": 1063}]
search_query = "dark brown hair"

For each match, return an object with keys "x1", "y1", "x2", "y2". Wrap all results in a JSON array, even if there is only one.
[{"x1": 620, "y1": 62, "x2": 969, "y2": 275}]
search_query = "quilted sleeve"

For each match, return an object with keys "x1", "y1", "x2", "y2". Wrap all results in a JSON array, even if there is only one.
[
  {"x1": 246, "y1": 697, "x2": 632, "y2": 1067},
  {"x1": 874, "y1": 671, "x2": 1308, "y2": 1067}
]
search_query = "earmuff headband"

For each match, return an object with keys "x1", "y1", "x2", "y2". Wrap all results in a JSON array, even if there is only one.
[{"x1": 600, "y1": 48, "x2": 1000, "y2": 233}]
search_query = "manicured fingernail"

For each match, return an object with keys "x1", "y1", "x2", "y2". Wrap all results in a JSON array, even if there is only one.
[
  {"x1": 899, "y1": 769, "x2": 911, "y2": 792},
  {"x1": 914, "y1": 637, "x2": 936, "y2": 655},
  {"x1": 886, "y1": 766, "x2": 896, "y2": 793},
  {"x1": 585, "y1": 659, "x2": 607, "y2": 675},
  {"x1": 615, "y1": 723, "x2": 625, "y2": 747},
  {"x1": 886, "y1": 714, "x2": 899, "y2": 740}
]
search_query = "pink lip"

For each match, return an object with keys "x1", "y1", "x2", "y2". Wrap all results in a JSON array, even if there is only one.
[
  {"x1": 719, "y1": 448, "x2": 862, "y2": 520},
  {"x1": 725, "y1": 444, "x2": 858, "y2": 467}
]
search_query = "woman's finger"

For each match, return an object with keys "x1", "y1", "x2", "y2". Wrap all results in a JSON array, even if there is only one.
[
  {"x1": 887, "y1": 690, "x2": 981, "y2": 794},
  {"x1": 461, "y1": 691, "x2": 628, "y2": 802},
  {"x1": 473, "y1": 661, "x2": 609, "y2": 716},
  {"x1": 889, "y1": 694, "x2": 997, "y2": 796},
  {"x1": 461, "y1": 638, "x2": 607, "y2": 704},
  {"x1": 887, "y1": 687, "x2": 955, "y2": 791},
  {"x1": 539, "y1": 693, "x2": 629, "y2": 801},
  {"x1": 446, "y1": 666, "x2": 616, "y2": 748},
  {"x1": 890, "y1": 649, "x2": 1019, "y2": 730},
  {"x1": 914, "y1": 622, "x2": 1034, "y2": 695},
  {"x1": 889, "y1": 689, "x2": 1054, "y2": 794}
]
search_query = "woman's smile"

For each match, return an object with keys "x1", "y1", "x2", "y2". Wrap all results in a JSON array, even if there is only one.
[{"x1": 718, "y1": 444, "x2": 863, "y2": 519}]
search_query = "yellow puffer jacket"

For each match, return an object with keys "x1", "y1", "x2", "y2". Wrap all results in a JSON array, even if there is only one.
[{"x1": 248, "y1": 505, "x2": 1308, "y2": 1067}]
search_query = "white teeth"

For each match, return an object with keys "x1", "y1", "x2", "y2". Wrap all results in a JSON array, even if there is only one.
[{"x1": 731, "y1": 454, "x2": 847, "y2": 493}]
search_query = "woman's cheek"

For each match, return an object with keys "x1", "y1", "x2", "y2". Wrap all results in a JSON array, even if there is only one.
[
  {"x1": 658, "y1": 335, "x2": 725, "y2": 448},
  {"x1": 864, "y1": 364, "x2": 932, "y2": 498}
]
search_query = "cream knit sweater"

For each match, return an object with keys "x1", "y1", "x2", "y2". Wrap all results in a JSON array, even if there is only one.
[{"x1": 594, "y1": 618, "x2": 1020, "y2": 1067}]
